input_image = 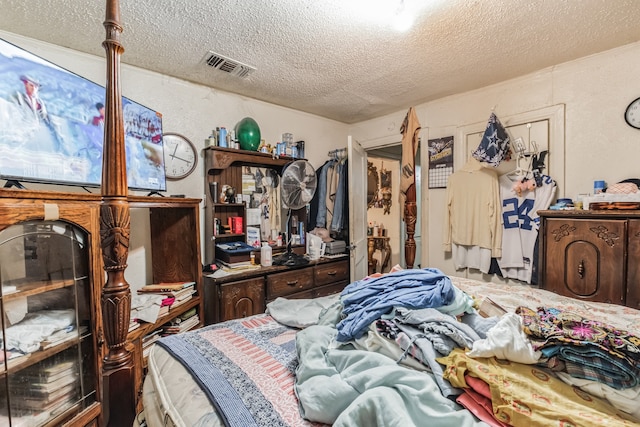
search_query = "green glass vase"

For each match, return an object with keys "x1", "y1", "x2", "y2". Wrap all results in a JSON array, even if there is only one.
[{"x1": 235, "y1": 117, "x2": 261, "y2": 151}]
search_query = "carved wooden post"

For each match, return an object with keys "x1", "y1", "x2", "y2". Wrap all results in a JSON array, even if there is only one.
[
  {"x1": 100, "y1": 0, "x2": 135, "y2": 425},
  {"x1": 404, "y1": 183, "x2": 417, "y2": 268},
  {"x1": 400, "y1": 107, "x2": 420, "y2": 269}
]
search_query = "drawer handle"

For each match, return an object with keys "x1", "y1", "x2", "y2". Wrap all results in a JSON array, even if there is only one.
[
  {"x1": 286, "y1": 280, "x2": 299, "y2": 286},
  {"x1": 326, "y1": 271, "x2": 337, "y2": 276},
  {"x1": 578, "y1": 260, "x2": 584, "y2": 279}
]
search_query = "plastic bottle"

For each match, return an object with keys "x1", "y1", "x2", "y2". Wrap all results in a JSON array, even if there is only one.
[
  {"x1": 218, "y1": 127, "x2": 228, "y2": 147},
  {"x1": 261, "y1": 242, "x2": 272, "y2": 267},
  {"x1": 205, "y1": 130, "x2": 217, "y2": 147}
]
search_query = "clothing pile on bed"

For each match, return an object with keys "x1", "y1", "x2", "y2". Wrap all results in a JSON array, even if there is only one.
[{"x1": 286, "y1": 267, "x2": 640, "y2": 427}]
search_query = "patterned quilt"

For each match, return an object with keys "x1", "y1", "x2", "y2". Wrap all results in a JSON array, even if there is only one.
[
  {"x1": 450, "y1": 276, "x2": 640, "y2": 332},
  {"x1": 157, "y1": 314, "x2": 321, "y2": 427}
]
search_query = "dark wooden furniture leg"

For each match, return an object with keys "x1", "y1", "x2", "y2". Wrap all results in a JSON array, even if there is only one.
[
  {"x1": 100, "y1": 1, "x2": 136, "y2": 425},
  {"x1": 404, "y1": 183, "x2": 417, "y2": 269}
]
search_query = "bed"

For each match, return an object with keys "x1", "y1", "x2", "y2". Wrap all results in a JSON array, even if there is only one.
[{"x1": 141, "y1": 269, "x2": 640, "y2": 427}]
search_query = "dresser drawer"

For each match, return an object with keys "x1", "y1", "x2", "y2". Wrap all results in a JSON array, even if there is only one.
[
  {"x1": 266, "y1": 269, "x2": 314, "y2": 299},
  {"x1": 314, "y1": 260, "x2": 349, "y2": 286},
  {"x1": 290, "y1": 282, "x2": 347, "y2": 300}
]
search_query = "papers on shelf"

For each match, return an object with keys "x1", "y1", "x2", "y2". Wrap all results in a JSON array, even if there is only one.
[
  {"x1": 1, "y1": 285, "x2": 17, "y2": 295},
  {"x1": 131, "y1": 294, "x2": 165, "y2": 323},
  {"x1": 5, "y1": 296, "x2": 28, "y2": 325},
  {"x1": 132, "y1": 284, "x2": 196, "y2": 323}
]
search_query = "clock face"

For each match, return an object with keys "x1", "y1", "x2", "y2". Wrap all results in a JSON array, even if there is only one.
[
  {"x1": 625, "y1": 97, "x2": 640, "y2": 129},
  {"x1": 162, "y1": 133, "x2": 198, "y2": 180}
]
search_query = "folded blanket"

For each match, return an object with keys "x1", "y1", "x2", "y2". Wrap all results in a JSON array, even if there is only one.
[
  {"x1": 517, "y1": 306, "x2": 640, "y2": 367},
  {"x1": 517, "y1": 306, "x2": 640, "y2": 389},
  {"x1": 543, "y1": 345, "x2": 639, "y2": 390}
]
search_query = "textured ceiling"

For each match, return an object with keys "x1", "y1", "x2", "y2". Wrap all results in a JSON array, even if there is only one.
[{"x1": 1, "y1": 0, "x2": 639, "y2": 124}]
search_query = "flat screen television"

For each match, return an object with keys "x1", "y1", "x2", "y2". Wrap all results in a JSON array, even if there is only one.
[{"x1": 0, "y1": 37, "x2": 166, "y2": 192}]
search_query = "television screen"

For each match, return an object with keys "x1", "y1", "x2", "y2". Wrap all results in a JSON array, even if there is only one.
[{"x1": 0, "y1": 38, "x2": 166, "y2": 192}]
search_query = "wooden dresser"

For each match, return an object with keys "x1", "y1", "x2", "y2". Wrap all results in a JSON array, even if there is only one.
[
  {"x1": 539, "y1": 209, "x2": 640, "y2": 309},
  {"x1": 204, "y1": 257, "x2": 349, "y2": 323}
]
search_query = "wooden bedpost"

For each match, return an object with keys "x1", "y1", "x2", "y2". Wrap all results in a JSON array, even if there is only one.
[
  {"x1": 100, "y1": 0, "x2": 136, "y2": 425},
  {"x1": 400, "y1": 107, "x2": 420, "y2": 269},
  {"x1": 404, "y1": 183, "x2": 417, "y2": 268}
]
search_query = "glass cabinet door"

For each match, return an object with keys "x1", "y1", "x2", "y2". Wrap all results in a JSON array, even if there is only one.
[{"x1": 0, "y1": 220, "x2": 96, "y2": 426}]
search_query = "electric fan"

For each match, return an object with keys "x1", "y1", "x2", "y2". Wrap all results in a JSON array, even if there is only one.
[{"x1": 273, "y1": 159, "x2": 317, "y2": 266}]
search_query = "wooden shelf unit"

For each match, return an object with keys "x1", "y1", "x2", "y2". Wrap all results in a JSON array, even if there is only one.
[
  {"x1": 0, "y1": 189, "x2": 204, "y2": 422},
  {"x1": 204, "y1": 146, "x2": 301, "y2": 264},
  {"x1": 126, "y1": 196, "x2": 204, "y2": 413}
]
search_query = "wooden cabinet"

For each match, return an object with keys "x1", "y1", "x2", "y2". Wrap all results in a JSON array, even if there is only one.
[
  {"x1": 0, "y1": 190, "x2": 104, "y2": 426},
  {"x1": 626, "y1": 219, "x2": 640, "y2": 308},
  {"x1": 219, "y1": 278, "x2": 265, "y2": 320},
  {"x1": 539, "y1": 210, "x2": 640, "y2": 308},
  {"x1": 205, "y1": 257, "x2": 349, "y2": 323}
]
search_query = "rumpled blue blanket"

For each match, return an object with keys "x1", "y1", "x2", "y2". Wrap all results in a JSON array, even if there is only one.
[
  {"x1": 337, "y1": 268, "x2": 455, "y2": 342},
  {"x1": 295, "y1": 324, "x2": 489, "y2": 427}
]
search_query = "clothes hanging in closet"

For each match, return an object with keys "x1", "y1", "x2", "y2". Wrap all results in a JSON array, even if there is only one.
[{"x1": 309, "y1": 158, "x2": 349, "y2": 237}]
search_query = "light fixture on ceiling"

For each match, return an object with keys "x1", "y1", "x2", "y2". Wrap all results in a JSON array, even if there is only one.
[
  {"x1": 392, "y1": 0, "x2": 414, "y2": 32},
  {"x1": 346, "y1": 0, "x2": 420, "y2": 31}
]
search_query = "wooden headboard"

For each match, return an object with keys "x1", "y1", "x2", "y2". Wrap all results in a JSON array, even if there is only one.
[{"x1": 99, "y1": 1, "x2": 136, "y2": 425}]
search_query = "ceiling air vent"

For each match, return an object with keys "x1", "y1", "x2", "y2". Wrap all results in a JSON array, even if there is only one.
[{"x1": 202, "y1": 51, "x2": 256, "y2": 78}]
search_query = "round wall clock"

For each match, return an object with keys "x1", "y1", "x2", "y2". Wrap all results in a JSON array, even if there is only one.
[
  {"x1": 162, "y1": 133, "x2": 198, "y2": 180},
  {"x1": 625, "y1": 97, "x2": 640, "y2": 129}
]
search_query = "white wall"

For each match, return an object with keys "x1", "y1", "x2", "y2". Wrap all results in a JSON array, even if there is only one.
[
  {"x1": 0, "y1": 31, "x2": 350, "y2": 286},
  {"x1": 349, "y1": 41, "x2": 640, "y2": 279}
]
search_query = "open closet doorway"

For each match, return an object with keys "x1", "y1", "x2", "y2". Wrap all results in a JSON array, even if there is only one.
[{"x1": 366, "y1": 144, "x2": 421, "y2": 273}]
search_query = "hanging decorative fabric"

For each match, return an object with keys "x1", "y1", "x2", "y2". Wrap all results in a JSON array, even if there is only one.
[
  {"x1": 399, "y1": 107, "x2": 421, "y2": 218},
  {"x1": 472, "y1": 112, "x2": 512, "y2": 167}
]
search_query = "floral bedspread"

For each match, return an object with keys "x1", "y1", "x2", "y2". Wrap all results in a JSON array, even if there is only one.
[{"x1": 450, "y1": 275, "x2": 640, "y2": 333}]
